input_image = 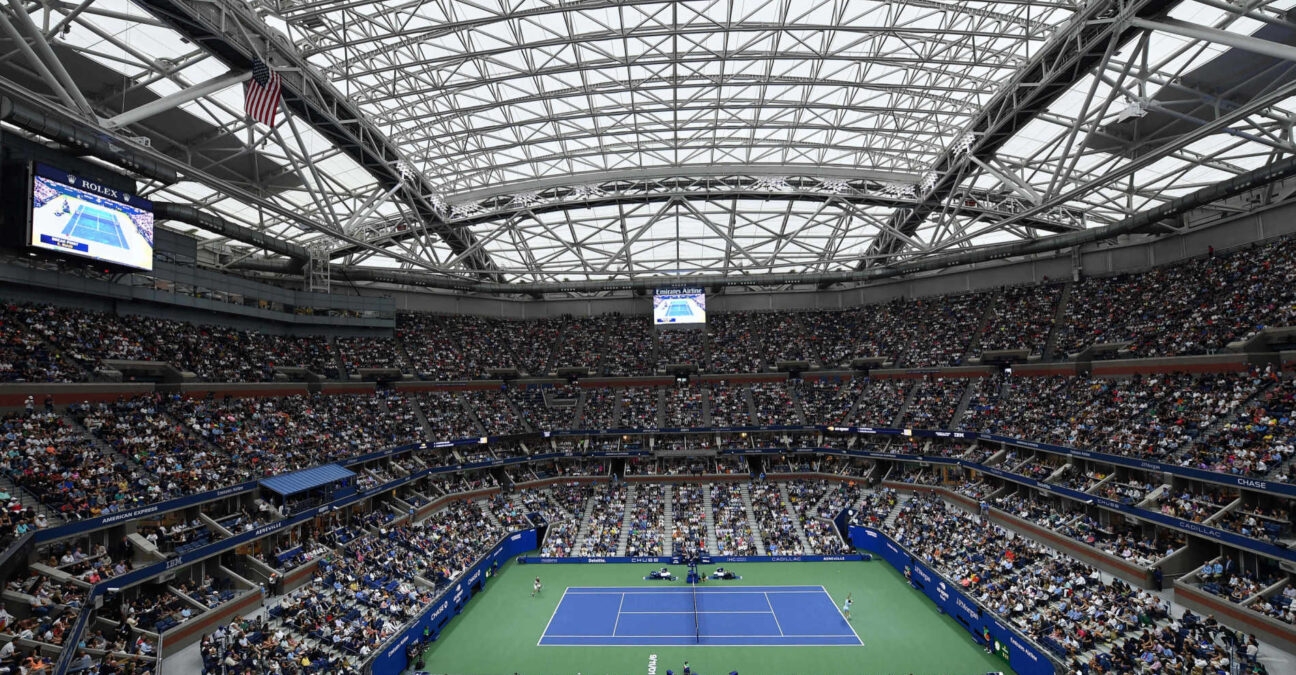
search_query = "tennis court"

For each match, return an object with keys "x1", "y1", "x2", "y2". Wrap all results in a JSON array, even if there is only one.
[
  {"x1": 418, "y1": 561, "x2": 1010, "y2": 674},
  {"x1": 61, "y1": 205, "x2": 126, "y2": 248},
  {"x1": 663, "y1": 300, "x2": 696, "y2": 318},
  {"x1": 538, "y1": 585, "x2": 862, "y2": 646}
]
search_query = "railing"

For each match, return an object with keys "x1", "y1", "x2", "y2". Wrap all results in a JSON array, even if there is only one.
[
  {"x1": 49, "y1": 466, "x2": 534, "y2": 674},
  {"x1": 31, "y1": 419, "x2": 1296, "y2": 547},
  {"x1": 24, "y1": 421, "x2": 1296, "y2": 674},
  {"x1": 21, "y1": 421, "x2": 1296, "y2": 558}
]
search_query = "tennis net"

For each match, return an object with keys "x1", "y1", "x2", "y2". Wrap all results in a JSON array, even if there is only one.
[{"x1": 692, "y1": 581, "x2": 700, "y2": 643}]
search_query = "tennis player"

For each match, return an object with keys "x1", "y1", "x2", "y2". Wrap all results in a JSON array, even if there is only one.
[
  {"x1": 842, "y1": 593, "x2": 853, "y2": 620},
  {"x1": 532, "y1": 577, "x2": 542, "y2": 597}
]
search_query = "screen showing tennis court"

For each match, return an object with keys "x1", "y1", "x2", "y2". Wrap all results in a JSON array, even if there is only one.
[
  {"x1": 653, "y1": 288, "x2": 706, "y2": 324},
  {"x1": 28, "y1": 163, "x2": 155, "y2": 271}
]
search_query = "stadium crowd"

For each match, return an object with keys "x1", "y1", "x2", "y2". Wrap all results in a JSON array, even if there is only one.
[
  {"x1": 748, "y1": 482, "x2": 806, "y2": 555},
  {"x1": 577, "y1": 482, "x2": 625, "y2": 556},
  {"x1": 671, "y1": 484, "x2": 709, "y2": 557},
  {"x1": 1, "y1": 234, "x2": 1295, "y2": 387},
  {"x1": 709, "y1": 483, "x2": 756, "y2": 555},
  {"x1": 661, "y1": 386, "x2": 703, "y2": 428},
  {"x1": 10, "y1": 236, "x2": 1296, "y2": 674},
  {"x1": 707, "y1": 383, "x2": 749, "y2": 427},
  {"x1": 624, "y1": 483, "x2": 665, "y2": 556},
  {"x1": 888, "y1": 494, "x2": 1189, "y2": 671},
  {"x1": 784, "y1": 480, "x2": 849, "y2": 554}
]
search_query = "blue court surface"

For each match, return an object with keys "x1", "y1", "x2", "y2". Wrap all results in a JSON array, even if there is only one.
[
  {"x1": 664, "y1": 300, "x2": 696, "y2": 318},
  {"x1": 538, "y1": 585, "x2": 863, "y2": 647},
  {"x1": 61, "y1": 205, "x2": 126, "y2": 249}
]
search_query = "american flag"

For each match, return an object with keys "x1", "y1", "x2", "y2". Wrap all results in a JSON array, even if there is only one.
[{"x1": 244, "y1": 58, "x2": 281, "y2": 126}]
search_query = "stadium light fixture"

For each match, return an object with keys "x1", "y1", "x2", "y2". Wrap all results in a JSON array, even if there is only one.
[{"x1": 1114, "y1": 99, "x2": 1147, "y2": 123}]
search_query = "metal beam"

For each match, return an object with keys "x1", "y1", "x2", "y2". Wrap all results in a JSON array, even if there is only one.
[
  {"x1": 327, "y1": 172, "x2": 1085, "y2": 261},
  {"x1": 103, "y1": 70, "x2": 251, "y2": 129},
  {"x1": 4, "y1": 0, "x2": 95, "y2": 118},
  {"x1": 130, "y1": 0, "x2": 500, "y2": 280},
  {"x1": 0, "y1": 82, "x2": 444, "y2": 271},
  {"x1": 858, "y1": 0, "x2": 1179, "y2": 271},
  {"x1": 153, "y1": 202, "x2": 309, "y2": 263},
  {"x1": 448, "y1": 166, "x2": 924, "y2": 205},
  {"x1": 335, "y1": 151, "x2": 1296, "y2": 294},
  {"x1": 0, "y1": 10, "x2": 80, "y2": 112},
  {"x1": 1131, "y1": 16, "x2": 1296, "y2": 63}
]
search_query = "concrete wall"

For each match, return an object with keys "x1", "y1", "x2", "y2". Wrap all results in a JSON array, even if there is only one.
[
  {"x1": 1174, "y1": 580, "x2": 1296, "y2": 655},
  {"x1": 158, "y1": 589, "x2": 263, "y2": 657},
  {"x1": 1090, "y1": 353, "x2": 1254, "y2": 376}
]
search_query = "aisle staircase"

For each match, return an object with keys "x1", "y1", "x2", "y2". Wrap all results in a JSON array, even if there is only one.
[
  {"x1": 611, "y1": 392, "x2": 624, "y2": 428},
  {"x1": 456, "y1": 393, "x2": 489, "y2": 437},
  {"x1": 702, "y1": 484, "x2": 718, "y2": 553},
  {"x1": 63, "y1": 413, "x2": 147, "y2": 473},
  {"x1": 810, "y1": 486, "x2": 836, "y2": 517},
  {"x1": 1171, "y1": 376, "x2": 1283, "y2": 469},
  {"x1": 327, "y1": 335, "x2": 348, "y2": 379},
  {"x1": 776, "y1": 482, "x2": 814, "y2": 553},
  {"x1": 477, "y1": 499, "x2": 504, "y2": 531},
  {"x1": 572, "y1": 490, "x2": 600, "y2": 551},
  {"x1": 882, "y1": 493, "x2": 912, "y2": 529},
  {"x1": 961, "y1": 297, "x2": 997, "y2": 362},
  {"x1": 661, "y1": 484, "x2": 675, "y2": 547},
  {"x1": 739, "y1": 483, "x2": 768, "y2": 555},
  {"x1": 892, "y1": 384, "x2": 918, "y2": 427},
  {"x1": 395, "y1": 340, "x2": 417, "y2": 376},
  {"x1": 543, "y1": 488, "x2": 576, "y2": 522},
  {"x1": 840, "y1": 380, "x2": 870, "y2": 423},
  {"x1": 741, "y1": 386, "x2": 758, "y2": 426},
  {"x1": 408, "y1": 397, "x2": 437, "y2": 440},
  {"x1": 570, "y1": 390, "x2": 588, "y2": 428},
  {"x1": 615, "y1": 483, "x2": 637, "y2": 556},
  {"x1": 0, "y1": 473, "x2": 61, "y2": 525},
  {"x1": 949, "y1": 379, "x2": 980, "y2": 428},
  {"x1": 791, "y1": 386, "x2": 809, "y2": 425},
  {"x1": 494, "y1": 392, "x2": 530, "y2": 434},
  {"x1": 1041, "y1": 281, "x2": 1074, "y2": 361}
]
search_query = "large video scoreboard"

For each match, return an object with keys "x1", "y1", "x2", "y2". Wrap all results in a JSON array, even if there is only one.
[
  {"x1": 27, "y1": 162, "x2": 155, "y2": 271},
  {"x1": 653, "y1": 287, "x2": 706, "y2": 325}
]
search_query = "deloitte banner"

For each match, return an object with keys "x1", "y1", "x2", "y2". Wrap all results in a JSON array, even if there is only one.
[
  {"x1": 369, "y1": 528, "x2": 538, "y2": 675},
  {"x1": 516, "y1": 554, "x2": 864, "y2": 564},
  {"x1": 849, "y1": 526, "x2": 1055, "y2": 675}
]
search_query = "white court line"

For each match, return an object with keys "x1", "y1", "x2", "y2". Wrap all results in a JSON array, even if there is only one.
[
  {"x1": 565, "y1": 590, "x2": 819, "y2": 595},
  {"x1": 818, "y1": 585, "x2": 865, "y2": 646},
  {"x1": 540, "y1": 643, "x2": 857, "y2": 648},
  {"x1": 542, "y1": 634, "x2": 861, "y2": 639},
  {"x1": 539, "y1": 585, "x2": 863, "y2": 647},
  {"x1": 620, "y1": 611, "x2": 773, "y2": 614},
  {"x1": 536, "y1": 587, "x2": 571, "y2": 646},
  {"x1": 567, "y1": 586, "x2": 815, "y2": 591},
  {"x1": 764, "y1": 592, "x2": 785, "y2": 637},
  {"x1": 611, "y1": 593, "x2": 625, "y2": 637}
]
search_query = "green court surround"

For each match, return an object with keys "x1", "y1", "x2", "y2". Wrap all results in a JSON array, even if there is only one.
[{"x1": 414, "y1": 560, "x2": 1015, "y2": 675}]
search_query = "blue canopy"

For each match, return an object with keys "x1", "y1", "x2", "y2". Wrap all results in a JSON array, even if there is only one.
[{"x1": 259, "y1": 464, "x2": 356, "y2": 497}]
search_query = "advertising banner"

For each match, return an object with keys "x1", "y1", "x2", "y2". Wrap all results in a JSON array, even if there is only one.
[
  {"x1": 849, "y1": 526, "x2": 1055, "y2": 675},
  {"x1": 369, "y1": 529, "x2": 538, "y2": 675}
]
